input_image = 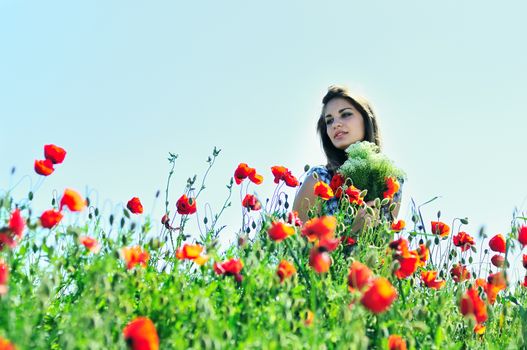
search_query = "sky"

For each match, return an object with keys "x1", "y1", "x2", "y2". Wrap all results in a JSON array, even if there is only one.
[{"x1": 1, "y1": 1, "x2": 526, "y2": 278}]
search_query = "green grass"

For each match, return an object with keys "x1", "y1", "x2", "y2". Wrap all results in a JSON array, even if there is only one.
[{"x1": 0, "y1": 151, "x2": 526, "y2": 349}]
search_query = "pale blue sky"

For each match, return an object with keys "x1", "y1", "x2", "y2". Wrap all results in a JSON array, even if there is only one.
[{"x1": 1, "y1": 1, "x2": 526, "y2": 277}]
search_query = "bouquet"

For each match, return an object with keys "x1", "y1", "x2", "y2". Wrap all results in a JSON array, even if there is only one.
[{"x1": 337, "y1": 141, "x2": 406, "y2": 203}]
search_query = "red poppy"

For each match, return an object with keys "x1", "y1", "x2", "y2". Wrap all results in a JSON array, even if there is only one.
[
  {"x1": 242, "y1": 194, "x2": 261, "y2": 211},
  {"x1": 121, "y1": 246, "x2": 150, "y2": 270},
  {"x1": 175, "y1": 244, "x2": 209, "y2": 265},
  {"x1": 341, "y1": 236, "x2": 357, "y2": 246},
  {"x1": 79, "y1": 236, "x2": 101, "y2": 254},
  {"x1": 348, "y1": 261, "x2": 372, "y2": 292},
  {"x1": 0, "y1": 259, "x2": 8, "y2": 295},
  {"x1": 123, "y1": 316, "x2": 159, "y2": 350},
  {"x1": 360, "y1": 277, "x2": 397, "y2": 314},
  {"x1": 8, "y1": 209, "x2": 25, "y2": 239},
  {"x1": 214, "y1": 258, "x2": 243, "y2": 275},
  {"x1": 474, "y1": 323, "x2": 486, "y2": 335},
  {"x1": 487, "y1": 271, "x2": 507, "y2": 288},
  {"x1": 518, "y1": 225, "x2": 527, "y2": 247},
  {"x1": 450, "y1": 264, "x2": 471, "y2": 283},
  {"x1": 34, "y1": 159, "x2": 54, "y2": 176},
  {"x1": 127, "y1": 197, "x2": 144, "y2": 214},
  {"x1": 389, "y1": 237, "x2": 407, "y2": 251},
  {"x1": 522, "y1": 276, "x2": 527, "y2": 288},
  {"x1": 277, "y1": 260, "x2": 296, "y2": 282},
  {"x1": 40, "y1": 209, "x2": 63, "y2": 229},
  {"x1": 329, "y1": 173, "x2": 345, "y2": 198},
  {"x1": 60, "y1": 189, "x2": 86, "y2": 212},
  {"x1": 0, "y1": 231, "x2": 15, "y2": 251},
  {"x1": 383, "y1": 177, "x2": 400, "y2": 200},
  {"x1": 0, "y1": 336, "x2": 16, "y2": 350},
  {"x1": 214, "y1": 258, "x2": 243, "y2": 281},
  {"x1": 421, "y1": 270, "x2": 446, "y2": 290},
  {"x1": 234, "y1": 163, "x2": 263, "y2": 185},
  {"x1": 391, "y1": 219, "x2": 405, "y2": 232},
  {"x1": 390, "y1": 238, "x2": 420, "y2": 279},
  {"x1": 460, "y1": 287, "x2": 487, "y2": 324},
  {"x1": 271, "y1": 165, "x2": 288, "y2": 183},
  {"x1": 271, "y1": 166, "x2": 299, "y2": 187},
  {"x1": 417, "y1": 244, "x2": 429, "y2": 267},
  {"x1": 491, "y1": 254, "x2": 505, "y2": 268},
  {"x1": 523, "y1": 254, "x2": 527, "y2": 269},
  {"x1": 485, "y1": 272, "x2": 507, "y2": 304},
  {"x1": 394, "y1": 250, "x2": 420, "y2": 279},
  {"x1": 489, "y1": 234, "x2": 506, "y2": 253},
  {"x1": 287, "y1": 211, "x2": 303, "y2": 227},
  {"x1": 176, "y1": 194, "x2": 197, "y2": 215},
  {"x1": 431, "y1": 221, "x2": 450, "y2": 238},
  {"x1": 453, "y1": 231, "x2": 475, "y2": 252},
  {"x1": 304, "y1": 310, "x2": 314, "y2": 326},
  {"x1": 388, "y1": 335, "x2": 407, "y2": 350},
  {"x1": 484, "y1": 283, "x2": 505, "y2": 306},
  {"x1": 268, "y1": 221, "x2": 295, "y2": 242},
  {"x1": 301, "y1": 216, "x2": 337, "y2": 242},
  {"x1": 283, "y1": 173, "x2": 299, "y2": 187},
  {"x1": 249, "y1": 172, "x2": 264, "y2": 185},
  {"x1": 313, "y1": 181, "x2": 334, "y2": 200},
  {"x1": 318, "y1": 236, "x2": 339, "y2": 250},
  {"x1": 176, "y1": 244, "x2": 203, "y2": 260},
  {"x1": 309, "y1": 248, "x2": 331, "y2": 273},
  {"x1": 234, "y1": 163, "x2": 253, "y2": 184},
  {"x1": 161, "y1": 214, "x2": 170, "y2": 226},
  {"x1": 44, "y1": 144, "x2": 67, "y2": 164},
  {"x1": 343, "y1": 185, "x2": 364, "y2": 206}
]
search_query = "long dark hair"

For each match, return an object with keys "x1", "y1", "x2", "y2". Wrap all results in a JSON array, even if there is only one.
[{"x1": 316, "y1": 85, "x2": 382, "y2": 174}]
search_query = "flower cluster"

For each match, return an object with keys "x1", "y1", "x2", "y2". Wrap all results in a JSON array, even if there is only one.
[
  {"x1": 338, "y1": 141, "x2": 406, "y2": 202},
  {"x1": 234, "y1": 163, "x2": 263, "y2": 185},
  {"x1": 39, "y1": 188, "x2": 87, "y2": 229},
  {"x1": 34, "y1": 144, "x2": 67, "y2": 176},
  {"x1": 176, "y1": 244, "x2": 209, "y2": 266}
]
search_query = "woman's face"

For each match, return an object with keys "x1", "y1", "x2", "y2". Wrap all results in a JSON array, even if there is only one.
[{"x1": 323, "y1": 97, "x2": 365, "y2": 150}]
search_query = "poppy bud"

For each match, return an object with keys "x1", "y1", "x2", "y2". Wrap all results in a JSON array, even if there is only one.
[{"x1": 491, "y1": 254, "x2": 505, "y2": 268}]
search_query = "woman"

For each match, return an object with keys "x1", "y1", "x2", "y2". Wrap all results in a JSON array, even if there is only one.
[{"x1": 292, "y1": 85, "x2": 403, "y2": 232}]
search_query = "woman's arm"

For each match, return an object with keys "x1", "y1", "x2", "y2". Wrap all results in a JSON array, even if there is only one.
[
  {"x1": 292, "y1": 174, "x2": 319, "y2": 223},
  {"x1": 293, "y1": 173, "x2": 403, "y2": 231}
]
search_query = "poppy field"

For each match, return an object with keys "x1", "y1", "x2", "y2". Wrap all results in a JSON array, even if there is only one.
[{"x1": 1, "y1": 145, "x2": 526, "y2": 350}]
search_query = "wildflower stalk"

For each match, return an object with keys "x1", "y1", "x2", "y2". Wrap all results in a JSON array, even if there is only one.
[
  {"x1": 162, "y1": 152, "x2": 178, "y2": 250},
  {"x1": 284, "y1": 237, "x2": 311, "y2": 290},
  {"x1": 204, "y1": 178, "x2": 233, "y2": 243},
  {"x1": 397, "y1": 278, "x2": 407, "y2": 305},
  {"x1": 164, "y1": 153, "x2": 178, "y2": 216}
]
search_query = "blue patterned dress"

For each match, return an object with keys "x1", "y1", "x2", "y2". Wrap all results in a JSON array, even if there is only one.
[{"x1": 305, "y1": 165, "x2": 404, "y2": 221}]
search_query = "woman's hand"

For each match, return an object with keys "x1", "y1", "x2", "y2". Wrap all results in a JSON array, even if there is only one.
[{"x1": 350, "y1": 199, "x2": 382, "y2": 234}]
